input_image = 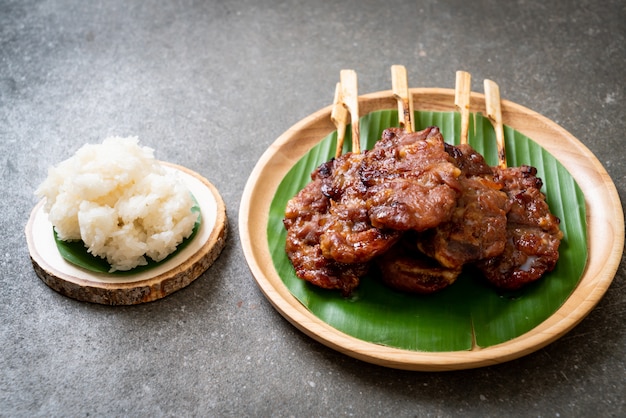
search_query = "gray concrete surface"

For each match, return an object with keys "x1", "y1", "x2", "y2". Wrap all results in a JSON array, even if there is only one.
[{"x1": 1, "y1": 0, "x2": 624, "y2": 416}]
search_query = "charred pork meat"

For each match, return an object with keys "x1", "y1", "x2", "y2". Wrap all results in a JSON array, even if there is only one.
[
  {"x1": 284, "y1": 127, "x2": 563, "y2": 296},
  {"x1": 417, "y1": 143, "x2": 510, "y2": 269},
  {"x1": 283, "y1": 153, "x2": 399, "y2": 296},
  {"x1": 361, "y1": 127, "x2": 462, "y2": 232},
  {"x1": 475, "y1": 165, "x2": 563, "y2": 290},
  {"x1": 375, "y1": 233, "x2": 462, "y2": 294}
]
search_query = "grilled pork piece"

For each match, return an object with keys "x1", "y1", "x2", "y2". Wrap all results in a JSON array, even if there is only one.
[
  {"x1": 361, "y1": 127, "x2": 462, "y2": 231},
  {"x1": 417, "y1": 143, "x2": 510, "y2": 269},
  {"x1": 318, "y1": 152, "x2": 401, "y2": 264},
  {"x1": 284, "y1": 160, "x2": 366, "y2": 295},
  {"x1": 284, "y1": 153, "x2": 399, "y2": 295},
  {"x1": 375, "y1": 233, "x2": 461, "y2": 294},
  {"x1": 284, "y1": 126, "x2": 563, "y2": 296},
  {"x1": 476, "y1": 165, "x2": 563, "y2": 290}
]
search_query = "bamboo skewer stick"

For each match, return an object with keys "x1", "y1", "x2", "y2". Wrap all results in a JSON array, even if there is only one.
[
  {"x1": 408, "y1": 86, "x2": 415, "y2": 132},
  {"x1": 484, "y1": 79, "x2": 507, "y2": 168},
  {"x1": 455, "y1": 70, "x2": 471, "y2": 145},
  {"x1": 340, "y1": 69, "x2": 361, "y2": 154},
  {"x1": 391, "y1": 65, "x2": 414, "y2": 133},
  {"x1": 331, "y1": 82, "x2": 348, "y2": 158}
]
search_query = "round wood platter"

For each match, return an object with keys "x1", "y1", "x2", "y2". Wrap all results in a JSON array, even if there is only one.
[
  {"x1": 238, "y1": 88, "x2": 624, "y2": 371},
  {"x1": 26, "y1": 162, "x2": 227, "y2": 305}
]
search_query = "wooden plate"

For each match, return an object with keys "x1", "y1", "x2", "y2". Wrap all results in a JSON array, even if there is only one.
[
  {"x1": 26, "y1": 162, "x2": 228, "y2": 305},
  {"x1": 238, "y1": 88, "x2": 624, "y2": 371}
]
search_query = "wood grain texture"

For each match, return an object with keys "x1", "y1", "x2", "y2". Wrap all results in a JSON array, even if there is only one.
[
  {"x1": 26, "y1": 163, "x2": 227, "y2": 305},
  {"x1": 238, "y1": 88, "x2": 624, "y2": 371}
]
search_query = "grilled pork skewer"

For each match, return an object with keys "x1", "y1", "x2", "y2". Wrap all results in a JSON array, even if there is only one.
[
  {"x1": 476, "y1": 80, "x2": 563, "y2": 290},
  {"x1": 414, "y1": 72, "x2": 510, "y2": 274},
  {"x1": 373, "y1": 68, "x2": 466, "y2": 294},
  {"x1": 455, "y1": 71, "x2": 472, "y2": 145},
  {"x1": 284, "y1": 70, "x2": 400, "y2": 295},
  {"x1": 391, "y1": 65, "x2": 414, "y2": 133},
  {"x1": 285, "y1": 72, "x2": 563, "y2": 296}
]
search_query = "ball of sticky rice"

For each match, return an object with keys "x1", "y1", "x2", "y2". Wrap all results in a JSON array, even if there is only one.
[{"x1": 35, "y1": 136, "x2": 199, "y2": 272}]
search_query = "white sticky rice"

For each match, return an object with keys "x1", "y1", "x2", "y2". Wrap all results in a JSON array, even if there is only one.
[{"x1": 35, "y1": 136, "x2": 199, "y2": 272}]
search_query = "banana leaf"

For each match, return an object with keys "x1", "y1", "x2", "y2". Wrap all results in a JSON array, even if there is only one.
[
  {"x1": 54, "y1": 199, "x2": 202, "y2": 275},
  {"x1": 268, "y1": 110, "x2": 587, "y2": 352}
]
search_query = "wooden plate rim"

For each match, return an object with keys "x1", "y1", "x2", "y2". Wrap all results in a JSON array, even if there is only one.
[{"x1": 238, "y1": 88, "x2": 624, "y2": 371}]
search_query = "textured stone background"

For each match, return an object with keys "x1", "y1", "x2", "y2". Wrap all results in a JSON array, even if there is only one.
[{"x1": 1, "y1": 0, "x2": 624, "y2": 416}]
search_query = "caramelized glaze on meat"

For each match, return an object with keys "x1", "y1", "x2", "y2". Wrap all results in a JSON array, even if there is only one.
[
  {"x1": 284, "y1": 127, "x2": 563, "y2": 296},
  {"x1": 444, "y1": 142, "x2": 493, "y2": 177},
  {"x1": 283, "y1": 153, "x2": 399, "y2": 295},
  {"x1": 418, "y1": 175, "x2": 510, "y2": 269},
  {"x1": 417, "y1": 143, "x2": 510, "y2": 269},
  {"x1": 319, "y1": 152, "x2": 401, "y2": 264},
  {"x1": 475, "y1": 165, "x2": 563, "y2": 290},
  {"x1": 284, "y1": 165, "x2": 367, "y2": 295},
  {"x1": 361, "y1": 127, "x2": 462, "y2": 231},
  {"x1": 375, "y1": 234, "x2": 461, "y2": 294}
]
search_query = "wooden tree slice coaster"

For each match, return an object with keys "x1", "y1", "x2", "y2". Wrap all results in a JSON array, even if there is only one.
[{"x1": 25, "y1": 162, "x2": 227, "y2": 305}]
